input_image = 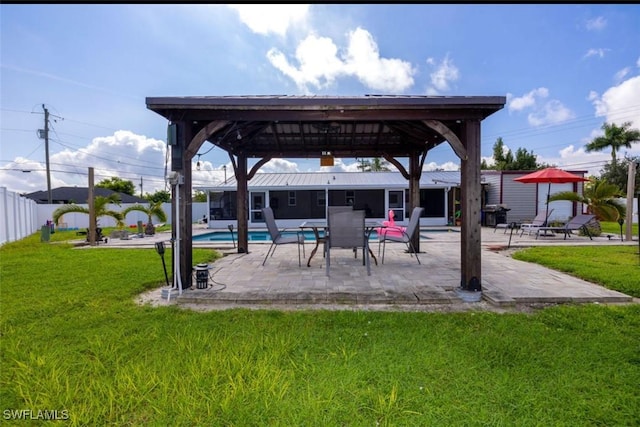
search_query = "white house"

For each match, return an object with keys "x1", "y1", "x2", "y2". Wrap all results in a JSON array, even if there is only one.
[{"x1": 197, "y1": 169, "x2": 590, "y2": 230}]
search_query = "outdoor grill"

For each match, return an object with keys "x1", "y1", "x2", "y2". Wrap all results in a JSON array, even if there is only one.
[{"x1": 482, "y1": 204, "x2": 510, "y2": 227}]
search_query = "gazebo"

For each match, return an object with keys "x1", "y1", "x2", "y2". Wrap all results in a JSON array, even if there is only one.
[{"x1": 146, "y1": 95, "x2": 505, "y2": 293}]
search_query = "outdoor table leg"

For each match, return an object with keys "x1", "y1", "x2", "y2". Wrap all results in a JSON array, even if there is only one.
[
  {"x1": 305, "y1": 227, "x2": 323, "y2": 267},
  {"x1": 368, "y1": 247, "x2": 378, "y2": 266},
  {"x1": 507, "y1": 221, "x2": 517, "y2": 248},
  {"x1": 365, "y1": 226, "x2": 378, "y2": 266}
]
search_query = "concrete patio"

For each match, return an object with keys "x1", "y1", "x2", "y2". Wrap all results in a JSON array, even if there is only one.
[{"x1": 114, "y1": 225, "x2": 639, "y2": 312}]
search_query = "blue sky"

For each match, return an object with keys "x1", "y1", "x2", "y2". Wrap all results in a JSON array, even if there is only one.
[{"x1": 1, "y1": 4, "x2": 639, "y2": 195}]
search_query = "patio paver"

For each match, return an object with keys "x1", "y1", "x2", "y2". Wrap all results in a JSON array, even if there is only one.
[{"x1": 117, "y1": 225, "x2": 638, "y2": 311}]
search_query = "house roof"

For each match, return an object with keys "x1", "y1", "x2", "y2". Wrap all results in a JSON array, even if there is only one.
[
  {"x1": 25, "y1": 187, "x2": 147, "y2": 204},
  {"x1": 196, "y1": 171, "x2": 463, "y2": 191}
]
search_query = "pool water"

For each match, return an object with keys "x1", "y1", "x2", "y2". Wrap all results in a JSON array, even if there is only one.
[
  {"x1": 193, "y1": 230, "x2": 319, "y2": 242},
  {"x1": 193, "y1": 230, "x2": 383, "y2": 242},
  {"x1": 192, "y1": 227, "x2": 456, "y2": 242}
]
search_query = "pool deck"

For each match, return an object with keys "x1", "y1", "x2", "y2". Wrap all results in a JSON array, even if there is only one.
[{"x1": 93, "y1": 224, "x2": 640, "y2": 312}]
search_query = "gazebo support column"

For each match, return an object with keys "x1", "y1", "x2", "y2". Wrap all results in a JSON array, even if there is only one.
[
  {"x1": 408, "y1": 152, "x2": 421, "y2": 253},
  {"x1": 170, "y1": 120, "x2": 194, "y2": 290},
  {"x1": 179, "y1": 154, "x2": 193, "y2": 289},
  {"x1": 459, "y1": 120, "x2": 482, "y2": 292},
  {"x1": 236, "y1": 155, "x2": 248, "y2": 253}
]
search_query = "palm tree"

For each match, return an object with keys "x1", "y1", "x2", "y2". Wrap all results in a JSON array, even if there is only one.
[
  {"x1": 121, "y1": 201, "x2": 167, "y2": 235},
  {"x1": 357, "y1": 157, "x2": 391, "y2": 172},
  {"x1": 52, "y1": 194, "x2": 124, "y2": 230},
  {"x1": 585, "y1": 122, "x2": 640, "y2": 168},
  {"x1": 548, "y1": 178, "x2": 626, "y2": 235}
]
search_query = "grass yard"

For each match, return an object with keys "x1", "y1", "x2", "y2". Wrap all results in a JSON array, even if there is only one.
[
  {"x1": 513, "y1": 246, "x2": 640, "y2": 298},
  {"x1": 0, "y1": 231, "x2": 639, "y2": 425}
]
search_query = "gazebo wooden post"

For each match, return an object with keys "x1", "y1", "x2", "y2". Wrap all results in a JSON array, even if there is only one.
[
  {"x1": 459, "y1": 120, "x2": 482, "y2": 292},
  {"x1": 170, "y1": 120, "x2": 194, "y2": 289},
  {"x1": 236, "y1": 155, "x2": 249, "y2": 253},
  {"x1": 408, "y1": 151, "x2": 421, "y2": 253},
  {"x1": 179, "y1": 150, "x2": 193, "y2": 288}
]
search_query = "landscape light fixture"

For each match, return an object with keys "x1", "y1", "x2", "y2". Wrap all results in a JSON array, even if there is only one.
[{"x1": 618, "y1": 217, "x2": 624, "y2": 242}]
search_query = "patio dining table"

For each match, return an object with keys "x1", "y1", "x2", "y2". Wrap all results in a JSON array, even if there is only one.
[{"x1": 299, "y1": 220, "x2": 384, "y2": 267}]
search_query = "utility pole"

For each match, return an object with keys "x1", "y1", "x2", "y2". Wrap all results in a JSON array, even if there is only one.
[
  {"x1": 626, "y1": 160, "x2": 637, "y2": 241},
  {"x1": 140, "y1": 177, "x2": 143, "y2": 198},
  {"x1": 88, "y1": 167, "x2": 96, "y2": 246},
  {"x1": 41, "y1": 105, "x2": 52, "y2": 204}
]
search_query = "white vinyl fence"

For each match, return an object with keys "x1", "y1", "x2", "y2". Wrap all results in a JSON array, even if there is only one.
[
  {"x1": 1, "y1": 187, "x2": 39, "y2": 246},
  {"x1": 36, "y1": 202, "x2": 208, "y2": 230},
  {"x1": 0, "y1": 192, "x2": 208, "y2": 245}
]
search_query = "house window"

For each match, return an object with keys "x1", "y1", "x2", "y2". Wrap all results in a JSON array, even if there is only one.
[
  {"x1": 317, "y1": 191, "x2": 326, "y2": 207},
  {"x1": 345, "y1": 190, "x2": 355, "y2": 206},
  {"x1": 288, "y1": 191, "x2": 296, "y2": 206}
]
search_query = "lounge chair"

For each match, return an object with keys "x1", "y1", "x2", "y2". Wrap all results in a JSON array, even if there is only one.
[
  {"x1": 519, "y1": 209, "x2": 554, "y2": 236},
  {"x1": 262, "y1": 207, "x2": 305, "y2": 266},
  {"x1": 378, "y1": 206, "x2": 424, "y2": 264},
  {"x1": 535, "y1": 214, "x2": 596, "y2": 240}
]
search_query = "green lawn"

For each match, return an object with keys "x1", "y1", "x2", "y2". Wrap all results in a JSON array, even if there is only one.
[{"x1": 1, "y1": 231, "x2": 639, "y2": 425}]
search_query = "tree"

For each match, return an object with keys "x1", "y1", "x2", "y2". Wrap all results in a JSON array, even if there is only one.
[
  {"x1": 483, "y1": 137, "x2": 542, "y2": 170},
  {"x1": 96, "y1": 177, "x2": 136, "y2": 196},
  {"x1": 193, "y1": 190, "x2": 207, "y2": 202},
  {"x1": 121, "y1": 201, "x2": 167, "y2": 235},
  {"x1": 599, "y1": 155, "x2": 640, "y2": 193},
  {"x1": 548, "y1": 178, "x2": 626, "y2": 222},
  {"x1": 585, "y1": 122, "x2": 640, "y2": 169},
  {"x1": 512, "y1": 147, "x2": 541, "y2": 170},
  {"x1": 145, "y1": 189, "x2": 171, "y2": 203},
  {"x1": 357, "y1": 157, "x2": 390, "y2": 172},
  {"x1": 52, "y1": 193, "x2": 124, "y2": 230}
]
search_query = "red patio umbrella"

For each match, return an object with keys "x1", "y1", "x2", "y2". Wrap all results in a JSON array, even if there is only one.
[{"x1": 514, "y1": 167, "x2": 589, "y2": 225}]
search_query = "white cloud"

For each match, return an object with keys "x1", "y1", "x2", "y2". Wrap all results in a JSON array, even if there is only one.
[
  {"x1": 260, "y1": 158, "x2": 300, "y2": 173},
  {"x1": 614, "y1": 67, "x2": 631, "y2": 83},
  {"x1": 528, "y1": 100, "x2": 575, "y2": 127},
  {"x1": 538, "y1": 144, "x2": 611, "y2": 177},
  {"x1": 424, "y1": 55, "x2": 459, "y2": 95},
  {"x1": 227, "y1": 4, "x2": 310, "y2": 37},
  {"x1": 0, "y1": 158, "x2": 62, "y2": 194},
  {"x1": 585, "y1": 16, "x2": 607, "y2": 31},
  {"x1": 267, "y1": 27, "x2": 415, "y2": 93},
  {"x1": 590, "y1": 75, "x2": 640, "y2": 132},
  {"x1": 508, "y1": 88, "x2": 574, "y2": 127},
  {"x1": 0, "y1": 131, "x2": 170, "y2": 195},
  {"x1": 508, "y1": 87, "x2": 549, "y2": 112},
  {"x1": 422, "y1": 161, "x2": 460, "y2": 172},
  {"x1": 192, "y1": 161, "x2": 230, "y2": 189},
  {"x1": 267, "y1": 34, "x2": 345, "y2": 92},
  {"x1": 583, "y1": 48, "x2": 609, "y2": 59},
  {"x1": 343, "y1": 28, "x2": 415, "y2": 92}
]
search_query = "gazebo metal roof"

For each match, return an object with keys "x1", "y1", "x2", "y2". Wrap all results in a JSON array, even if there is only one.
[{"x1": 146, "y1": 95, "x2": 505, "y2": 159}]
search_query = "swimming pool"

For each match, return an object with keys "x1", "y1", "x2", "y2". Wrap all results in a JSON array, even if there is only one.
[
  {"x1": 193, "y1": 230, "x2": 319, "y2": 242},
  {"x1": 193, "y1": 230, "x2": 383, "y2": 242},
  {"x1": 192, "y1": 228, "x2": 455, "y2": 242}
]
